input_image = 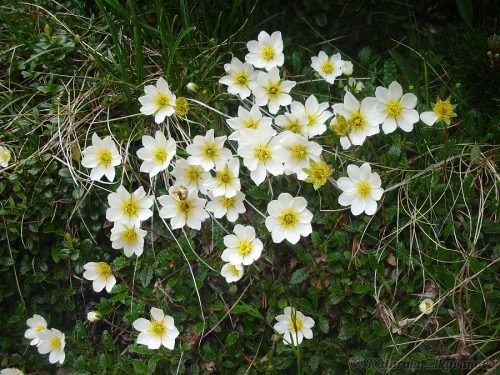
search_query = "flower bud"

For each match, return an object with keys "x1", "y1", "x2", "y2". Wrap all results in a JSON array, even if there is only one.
[
  {"x1": 419, "y1": 299, "x2": 434, "y2": 315},
  {"x1": 87, "y1": 311, "x2": 102, "y2": 323},
  {"x1": 44, "y1": 23, "x2": 52, "y2": 38},
  {"x1": 342, "y1": 60, "x2": 353, "y2": 76},
  {"x1": 186, "y1": 82, "x2": 198, "y2": 94}
]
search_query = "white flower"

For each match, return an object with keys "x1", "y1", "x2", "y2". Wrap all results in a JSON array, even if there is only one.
[
  {"x1": 342, "y1": 60, "x2": 353, "y2": 76},
  {"x1": 0, "y1": 146, "x2": 11, "y2": 168},
  {"x1": 332, "y1": 91, "x2": 383, "y2": 150},
  {"x1": 204, "y1": 157, "x2": 241, "y2": 198},
  {"x1": 87, "y1": 311, "x2": 102, "y2": 323},
  {"x1": 274, "y1": 307, "x2": 315, "y2": 346},
  {"x1": 245, "y1": 31, "x2": 284, "y2": 71},
  {"x1": 337, "y1": 163, "x2": 384, "y2": 216},
  {"x1": 221, "y1": 225, "x2": 263, "y2": 266},
  {"x1": 419, "y1": 299, "x2": 434, "y2": 315},
  {"x1": 219, "y1": 57, "x2": 258, "y2": 99},
  {"x1": 420, "y1": 97, "x2": 457, "y2": 126},
  {"x1": 344, "y1": 77, "x2": 364, "y2": 93},
  {"x1": 274, "y1": 131, "x2": 322, "y2": 180},
  {"x1": 375, "y1": 81, "x2": 419, "y2": 134},
  {"x1": 137, "y1": 131, "x2": 176, "y2": 177},
  {"x1": 171, "y1": 158, "x2": 211, "y2": 194},
  {"x1": 0, "y1": 369, "x2": 24, "y2": 375},
  {"x1": 133, "y1": 307, "x2": 179, "y2": 350},
  {"x1": 265, "y1": 193, "x2": 313, "y2": 244},
  {"x1": 220, "y1": 263, "x2": 244, "y2": 283},
  {"x1": 37, "y1": 328, "x2": 65, "y2": 364},
  {"x1": 290, "y1": 95, "x2": 333, "y2": 138},
  {"x1": 24, "y1": 314, "x2": 48, "y2": 346},
  {"x1": 106, "y1": 186, "x2": 154, "y2": 226},
  {"x1": 274, "y1": 112, "x2": 308, "y2": 137},
  {"x1": 110, "y1": 223, "x2": 147, "y2": 257},
  {"x1": 81, "y1": 133, "x2": 121, "y2": 182},
  {"x1": 252, "y1": 67, "x2": 296, "y2": 114},
  {"x1": 158, "y1": 186, "x2": 209, "y2": 230},
  {"x1": 186, "y1": 129, "x2": 232, "y2": 171},
  {"x1": 237, "y1": 127, "x2": 284, "y2": 185},
  {"x1": 139, "y1": 77, "x2": 177, "y2": 124},
  {"x1": 226, "y1": 105, "x2": 273, "y2": 142},
  {"x1": 83, "y1": 262, "x2": 116, "y2": 293},
  {"x1": 310, "y1": 51, "x2": 343, "y2": 84},
  {"x1": 206, "y1": 191, "x2": 246, "y2": 222}
]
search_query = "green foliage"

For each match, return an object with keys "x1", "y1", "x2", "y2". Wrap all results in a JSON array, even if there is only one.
[{"x1": 0, "y1": 0, "x2": 498, "y2": 374}]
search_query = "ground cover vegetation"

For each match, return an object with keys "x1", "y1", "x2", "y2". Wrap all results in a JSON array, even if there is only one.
[{"x1": 0, "y1": 0, "x2": 498, "y2": 374}]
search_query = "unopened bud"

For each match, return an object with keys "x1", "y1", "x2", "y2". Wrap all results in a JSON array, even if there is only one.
[
  {"x1": 44, "y1": 23, "x2": 52, "y2": 38},
  {"x1": 186, "y1": 82, "x2": 198, "y2": 94},
  {"x1": 87, "y1": 311, "x2": 102, "y2": 323},
  {"x1": 342, "y1": 60, "x2": 353, "y2": 76},
  {"x1": 419, "y1": 299, "x2": 434, "y2": 315}
]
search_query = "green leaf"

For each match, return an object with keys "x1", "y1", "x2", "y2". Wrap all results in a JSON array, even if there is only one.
[
  {"x1": 225, "y1": 331, "x2": 239, "y2": 346},
  {"x1": 290, "y1": 268, "x2": 309, "y2": 285},
  {"x1": 455, "y1": 0, "x2": 473, "y2": 27}
]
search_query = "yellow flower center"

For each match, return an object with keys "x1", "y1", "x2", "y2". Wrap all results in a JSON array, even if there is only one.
[
  {"x1": 178, "y1": 200, "x2": 192, "y2": 215},
  {"x1": 305, "y1": 160, "x2": 332, "y2": 190},
  {"x1": 96, "y1": 262, "x2": 112, "y2": 279},
  {"x1": 386, "y1": 100, "x2": 402, "y2": 118},
  {"x1": 153, "y1": 147, "x2": 168, "y2": 164},
  {"x1": 321, "y1": 60, "x2": 334, "y2": 74},
  {"x1": 35, "y1": 324, "x2": 46, "y2": 332},
  {"x1": 155, "y1": 93, "x2": 170, "y2": 108},
  {"x1": 307, "y1": 113, "x2": 317, "y2": 126},
  {"x1": 244, "y1": 120, "x2": 257, "y2": 129},
  {"x1": 254, "y1": 145, "x2": 272, "y2": 162},
  {"x1": 348, "y1": 112, "x2": 366, "y2": 131},
  {"x1": 203, "y1": 144, "x2": 219, "y2": 160},
  {"x1": 330, "y1": 115, "x2": 350, "y2": 136},
  {"x1": 149, "y1": 320, "x2": 166, "y2": 337},
  {"x1": 122, "y1": 227, "x2": 138, "y2": 244},
  {"x1": 433, "y1": 100, "x2": 454, "y2": 119},
  {"x1": 186, "y1": 166, "x2": 202, "y2": 183},
  {"x1": 97, "y1": 148, "x2": 113, "y2": 167},
  {"x1": 285, "y1": 120, "x2": 302, "y2": 134},
  {"x1": 216, "y1": 165, "x2": 233, "y2": 185},
  {"x1": 233, "y1": 72, "x2": 249, "y2": 86},
  {"x1": 290, "y1": 144, "x2": 307, "y2": 161},
  {"x1": 267, "y1": 84, "x2": 281, "y2": 98},
  {"x1": 229, "y1": 265, "x2": 241, "y2": 277},
  {"x1": 422, "y1": 301, "x2": 432, "y2": 313},
  {"x1": 174, "y1": 97, "x2": 189, "y2": 116},
  {"x1": 50, "y1": 336, "x2": 62, "y2": 350},
  {"x1": 356, "y1": 181, "x2": 372, "y2": 198},
  {"x1": 278, "y1": 209, "x2": 299, "y2": 228},
  {"x1": 261, "y1": 45, "x2": 275, "y2": 61},
  {"x1": 0, "y1": 151, "x2": 9, "y2": 161},
  {"x1": 121, "y1": 197, "x2": 140, "y2": 217},
  {"x1": 237, "y1": 240, "x2": 253, "y2": 256},
  {"x1": 289, "y1": 317, "x2": 303, "y2": 332},
  {"x1": 221, "y1": 196, "x2": 236, "y2": 208}
]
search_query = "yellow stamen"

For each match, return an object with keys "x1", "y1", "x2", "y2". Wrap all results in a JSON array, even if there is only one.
[
  {"x1": 203, "y1": 144, "x2": 219, "y2": 160},
  {"x1": 237, "y1": 240, "x2": 253, "y2": 256},
  {"x1": 50, "y1": 336, "x2": 62, "y2": 350},
  {"x1": 254, "y1": 145, "x2": 272, "y2": 162},
  {"x1": 348, "y1": 112, "x2": 366, "y2": 131},
  {"x1": 261, "y1": 46, "x2": 275, "y2": 61},
  {"x1": 149, "y1": 320, "x2": 166, "y2": 337},
  {"x1": 356, "y1": 181, "x2": 372, "y2": 198},
  {"x1": 290, "y1": 144, "x2": 307, "y2": 161},
  {"x1": 321, "y1": 60, "x2": 334, "y2": 74},
  {"x1": 122, "y1": 227, "x2": 137, "y2": 244},
  {"x1": 97, "y1": 149, "x2": 113, "y2": 167},
  {"x1": 221, "y1": 196, "x2": 236, "y2": 208},
  {"x1": 386, "y1": 100, "x2": 402, "y2": 118},
  {"x1": 155, "y1": 93, "x2": 170, "y2": 108},
  {"x1": 278, "y1": 209, "x2": 299, "y2": 228},
  {"x1": 121, "y1": 197, "x2": 140, "y2": 217},
  {"x1": 96, "y1": 262, "x2": 112, "y2": 279}
]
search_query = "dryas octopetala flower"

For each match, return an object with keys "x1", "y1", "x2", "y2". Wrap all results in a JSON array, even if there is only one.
[
  {"x1": 186, "y1": 129, "x2": 232, "y2": 171},
  {"x1": 245, "y1": 31, "x2": 284, "y2": 71},
  {"x1": 252, "y1": 67, "x2": 296, "y2": 115},
  {"x1": 81, "y1": 133, "x2": 121, "y2": 182},
  {"x1": 290, "y1": 95, "x2": 333, "y2": 138},
  {"x1": 106, "y1": 186, "x2": 154, "y2": 226},
  {"x1": 133, "y1": 307, "x2": 179, "y2": 350},
  {"x1": 139, "y1": 77, "x2": 176, "y2": 124},
  {"x1": 274, "y1": 112, "x2": 308, "y2": 137},
  {"x1": 336, "y1": 163, "x2": 384, "y2": 216},
  {"x1": 204, "y1": 157, "x2": 241, "y2": 198},
  {"x1": 24, "y1": 314, "x2": 48, "y2": 346},
  {"x1": 205, "y1": 191, "x2": 246, "y2": 222},
  {"x1": 274, "y1": 131, "x2": 323, "y2": 180},
  {"x1": 310, "y1": 51, "x2": 343, "y2": 84},
  {"x1": 332, "y1": 91, "x2": 383, "y2": 150},
  {"x1": 171, "y1": 158, "x2": 211, "y2": 194},
  {"x1": 0, "y1": 146, "x2": 11, "y2": 168},
  {"x1": 158, "y1": 186, "x2": 209, "y2": 230},
  {"x1": 110, "y1": 223, "x2": 147, "y2": 257},
  {"x1": 226, "y1": 104, "x2": 273, "y2": 142},
  {"x1": 137, "y1": 130, "x2": 176, "y2": 177},
  {"x1": 219, "y1": 57, "x2": 258, "y2": 99},
  {"x1": 420, "y1": 96, "x2": 457, "y2": 126},
  {"x1": 221, "y1": 224, "x2": 263, "y2": 266},
  {"x1": 375, "y1": 81, "x2": 419, "y2": 134},
  {"x1": 419, "y1": 299, "x2": 434, "y2": 315},
  {"x1": 83, "y1": 261, "x2": 116, "y2": 293},
  {"x1": 304, "y1": 159, "x2": 332, "y2": 190},
  {"x1": 236, "y1": 127, "x2": 284, "y2": 186},
  {"x1": 37, "y1": 328, "x2": 65, "y2": 364},
  {"x1": 274, "y1": 307, "x2": 315, "y2": 346},
  {"x1": 220, "y1": 263, "x2": 244, "y2": 283},
  {"x1": 265, "y1": 193, "x2": 313, "y2": 244}
]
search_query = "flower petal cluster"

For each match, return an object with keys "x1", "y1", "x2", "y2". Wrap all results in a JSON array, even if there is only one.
[
  {"x1": 133, "y1": 307, "x2": 179, "y2": 350},
  {"x1": 245, "y1": 31, "x2": 284, "y2": 71},
  {"x1": 24, "y1": 314, "x2": 48, "y2": 346},
  {"x1": 37, "y1": 328, "x2": 65, "y2": 364},
  {"x1": 83, "y1": 262, "x2": 116, "y2": 293},
  {"x1": 186, "y1": 129, "x2": 232, "y2": 171},
  {"x1": 420, "y1": 97, "x2": 457, "y2": 126},
  {"x1": 274, "y1": 307, "x2": 315, "y2": 346},
  {"x1": 252, "y1": 67, "x2": 296, "y2": 114},
  {"x1": 226, "y1": 105, "x2": 273, "y2": 142},
  {"x1": 219, "y1": 57, "x2": 258, "y2": 99},
  {"x1": 221, "y1": 224, "x2": 263, "y2": 266},
  {"x1": 137, "y1": 130, "x2": 176, "y2": 177},
  {"x1": 139, "y1": 77, "x2": 176, "y2": 123},
  {"x1": 290, "y1": 95, "x2": 333, "y2": 138},
  {"x1": 0, "y1": 146, "x2": 11, "y2": 168},
  {"x1": 310, "y1": 51, "x2": 343, "y2": 84},
  {"x1": 158, "y1": 186, "x2": 209, "y2": 230},
  {"x1": 206, "y1": 191, "x2": 246, "y2": 222},
  {"x1": 106, "y1": 186, "x2": 154, "y2": 226},
  {"x1": 81, "y1": 133, "x2": 121, "y2": 182}
]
